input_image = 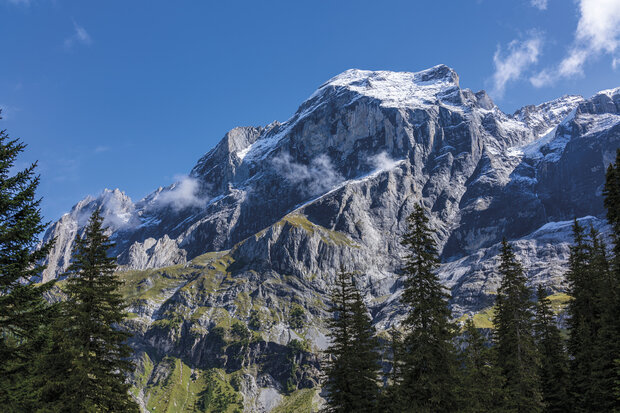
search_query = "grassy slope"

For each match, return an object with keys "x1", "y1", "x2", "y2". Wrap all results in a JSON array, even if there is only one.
[{"x1": 458, "y1": 292, "x2": 572, "y2": 329}]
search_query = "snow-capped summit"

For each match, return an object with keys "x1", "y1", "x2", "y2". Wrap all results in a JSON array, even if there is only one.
[{"x1": 310, "y1": 64, "x2": 460, "y2": 109}]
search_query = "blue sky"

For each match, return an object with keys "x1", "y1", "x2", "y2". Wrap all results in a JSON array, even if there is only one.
[{"x1": 1, "y1": 0, "x2": 619, "y2": 223}]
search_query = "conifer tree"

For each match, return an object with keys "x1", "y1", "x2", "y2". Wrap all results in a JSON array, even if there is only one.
[
  {"x1": 565, "y1": 220, "x2": 601, "y2": 410},
  {"x1": 493, "y1": 239, "x2": 543, "y2": 412},
  {"x1": 533, "y1": 285, "x2": 569, "y2": 412},
  {"x1": 380, "y1": 327, "x2": 405, "y2": 413},
  {"x1": 399, "y1": 204, "x2": 458, "y2": 412},
  {"x1": 57, "y1": 209, "x2": 139, "y2": 412},
  {"x1": 457, "y1": 319, "x2": 505, "y2": 413},
  {"x1": 323, "y1": 268, "x2": 381, "y2": 413},
  {"x1": 596, "y1": 149, "x2": 620, "y2": 411},
  {"x1": 0, "y1": 125, "x2": 54, "y2": 410},
  {"x1": 348, "y1": 290, "x2": 381, "y2": 410},
  {"x1": 604, "y1": 148, "x2": 620, "y2": 260}
]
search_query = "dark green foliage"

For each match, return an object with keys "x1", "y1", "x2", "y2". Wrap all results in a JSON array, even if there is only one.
[
  {"x1": 565, "y1": 221, "x2": 614, "y2": 410},
  {"x1": 288, "y1": 338, "x2": 309, "y2": 354},
  {"x1": 348, "y1": 290, "x2": 381, "y2": 410},
  {"x1": 380, "y1": 328, "x2": 405, "y2": 413},
  {"x1": 289, "y1": 305, "x2": 305, "y2": 330},
  {"x1": 562, "y1": 150, "x2": 620, "y2": 411},
  {"x1": 534, "y1": 286, "x2": 569, "y2": 412},
  {"x1": 565, "y1": 220, "x2": 594, "y2": 409},
  {"x1": 457, "y1": 319, "x2": 505, "y2": 412},
  {"x1": 584, "y1": 227, "x2": 619, "y2": 411},
  {"x1": 493, "y1": 239, "x2": 543, "y2": 412},
  {"x1": 285, "y1": 339, "x2": 309, "y2": 394},
  {"x1": 196, "y1": 370, "x2": 244, "y2": 412},
  {"x1": 209, "y1": 326, "x2": 227, "y2": 351},
  {"x1": 231, "y1": 321, "x2": 251, "y2": 343},
  {"x1": 604, "y1": 149, "x2": 620, "y2": 259},
  {"x1": 597, "y1": 149, "x2": 620, "y2": 412},
  {"x1": 248, "y1": 309, "x2": 261, "y2": 330},
  {"x1": 0, "y1": 127, "x2": 55, "y2": 410},
  {"x1": 323, "y1": 268, "x2": 381, "y2": 413},
  {"x1": 398, "y1": 204, "x2": 458, "y2": 412},
  {"x1": 50, "y1": 209, "x2": 139, "y2": 412}
]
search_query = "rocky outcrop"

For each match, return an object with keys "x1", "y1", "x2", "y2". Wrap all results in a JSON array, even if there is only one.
[{"x1": 118, "y1": 235, "x2": 186, "y2": 270}]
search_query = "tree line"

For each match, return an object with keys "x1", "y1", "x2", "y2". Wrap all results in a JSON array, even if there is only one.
[
  {"x1": 0, "y1": 125, "x2": 139, "y2": 411},
  {"x1": 321, "y1": 152, "x2": 620, "y2": 412}
]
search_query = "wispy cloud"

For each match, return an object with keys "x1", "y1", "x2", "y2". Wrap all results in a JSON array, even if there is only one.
[
  {"x1": 370, "y1": 152, "x2": 400, "y2": 172},
  {"x1": 273, "y1": 153, "x2": 344, "y2": 197},
  {"x1": 491, "y1": 32, "x2": 543, "y2": 98},
  {"x1": 530, "y1": 0, "x2": 548, "y2": 10},
  {"x1": 151, "y1": 175, "x2": 209, "y2": 211},
  {"x1": 531, "y1": 0, "x2": 620, "y2": 86},
  {"x1": 64, "y1": 21, "x2": 92, "y2": 50},
  {"x1": 94, "y1": 145, "x2": 109, "y2": 153}
]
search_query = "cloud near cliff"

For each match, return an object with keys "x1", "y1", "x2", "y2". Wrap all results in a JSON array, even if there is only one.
[
  {"x1": 152, "y1": 175, "x2": 209, "y2": 211},
  {"x1": 273, "y1": 153, "x2": 344, "y2": 197}
]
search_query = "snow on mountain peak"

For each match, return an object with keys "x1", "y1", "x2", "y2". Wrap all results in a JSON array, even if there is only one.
[{"x1": 312, "y1": 64, "x2": 460, "y2": 109}]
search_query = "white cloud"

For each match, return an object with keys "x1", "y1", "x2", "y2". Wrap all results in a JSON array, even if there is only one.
[
  {"x1": 152, "y1": 175, "x2": 208, "y2": 211},
  {"x1": 491, "y1": 33, "x2": 543, "y2": 97},
  {"x1": 530, "y1": 69, "x2": 554, "y2": 88},
  {"x1": 531, "y1": 0, "x2": 620, "y2": 86},
  {"x1": 273, "y1": 153, "x2": 344, "y2": 197},
  {"x1": 370, "y1": 152, "x2": 399, "y2": 172},
  {"x1": 64, "y1": 21, "x2": 92, "y2": 50},
  {"x1": 530, "y1": 0, "x2": 548, "y2": 10}
]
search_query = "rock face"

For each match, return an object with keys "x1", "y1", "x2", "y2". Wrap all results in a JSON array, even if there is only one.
[{"x1": 40, "y1": 66, "x2": 620, "y2": 411}]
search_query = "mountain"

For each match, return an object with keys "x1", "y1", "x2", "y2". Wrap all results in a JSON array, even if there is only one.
[{"x1": 42, "y1": 65, "x2": 620, "y2": 411}]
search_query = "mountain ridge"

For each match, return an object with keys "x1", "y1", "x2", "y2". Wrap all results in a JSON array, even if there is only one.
[{"x1": 41, "y1": 65, "x2": 619, "y2": 315}]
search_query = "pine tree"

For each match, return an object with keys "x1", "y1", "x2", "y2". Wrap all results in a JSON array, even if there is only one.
[
  {"x1": 380, "y1": 327, "x2": 405, "y2": 413},
  {"x1": 565, "y1": 220, "x2": 601, "y2": 410},
  {"x1": 323, "y1": 268, "x2": 381, "y2": 413},
  {"x1": 587, "y1": 226, "x2": 618, "y2": 411},
  {"x1": 348, "y1": 290, "x2": 381, "y2": 411},
  {"x1": 597, "y1": 148, "x2": 620, "y2": 411},
  {"x1": 0, "y1": 126, "x2": 54, "y2": 410},
  {"x1": 457, "y1": 319, "x2": 505, "y2": 413},
  {"x1": 57, "y1": 209, "x2": 139, "y2": 412},
  {"x1": 493, "y1": 239, "x2": 543, "y2": 412},
  {"x1": 604, "y1": 149, "x2": 620, "y2": 260},
  {"x1": 399, "y1": 204, "x2": 458, "y2": 412},
  {"x1": 533, "y1": 285, "x2": 569, "y2": 412}
]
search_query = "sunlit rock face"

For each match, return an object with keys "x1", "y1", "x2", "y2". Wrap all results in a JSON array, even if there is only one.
[{"x1": 42, "y1": 67, "x2": 619, "y2": 318}]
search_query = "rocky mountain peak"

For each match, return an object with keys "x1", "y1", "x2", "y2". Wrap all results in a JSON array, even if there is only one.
[{"x1": 513, "y1": 94, "x2": 584, "y2": 138}]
